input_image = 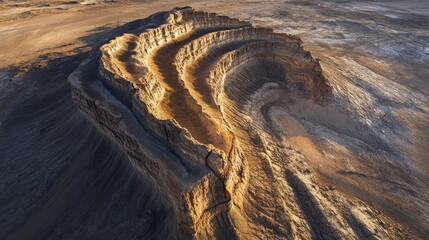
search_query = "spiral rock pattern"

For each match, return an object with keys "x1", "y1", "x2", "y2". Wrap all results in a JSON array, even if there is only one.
[{"x1": 69, "y1": 7, "x2": 415, "y2": 239}]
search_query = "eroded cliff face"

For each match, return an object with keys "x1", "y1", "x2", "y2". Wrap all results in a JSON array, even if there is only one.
[{"x1": 69, "y1": 7, "x2": 419, "y2": 239}]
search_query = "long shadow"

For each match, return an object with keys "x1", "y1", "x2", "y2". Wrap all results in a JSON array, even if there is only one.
[{"x1": 0, "y1": 9, "x2": 189, "y2": 240}]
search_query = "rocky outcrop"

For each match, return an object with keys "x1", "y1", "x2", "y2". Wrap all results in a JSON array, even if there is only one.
[{"x1": 69, "y1": 7, "x2": 417, "y2": 239}]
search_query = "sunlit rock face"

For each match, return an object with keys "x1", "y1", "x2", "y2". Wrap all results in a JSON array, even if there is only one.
[{"x1": 69, "y1": 7, "x2": 418, "y2": 239}]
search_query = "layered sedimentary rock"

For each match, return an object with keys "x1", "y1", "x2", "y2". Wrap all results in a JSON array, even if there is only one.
[{"x1": 69, "y1": 7, "x2": 417, "y2": 239}]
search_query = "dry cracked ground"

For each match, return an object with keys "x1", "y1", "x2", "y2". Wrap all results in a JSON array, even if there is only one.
[{"x1": 0, "y1": 1, "x2": 428, "y2": 239}]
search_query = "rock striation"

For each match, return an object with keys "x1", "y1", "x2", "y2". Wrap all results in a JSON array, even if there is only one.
[{"x1": 69, "y1": 7, "x2": 417, "y2": 239}]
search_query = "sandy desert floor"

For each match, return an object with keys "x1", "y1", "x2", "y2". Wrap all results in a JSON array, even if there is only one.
[{"x1": 0, "y1": 0, "x2": 428, "y2": 239}]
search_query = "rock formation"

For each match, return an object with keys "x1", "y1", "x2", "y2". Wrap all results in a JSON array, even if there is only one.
[{"x1": 69, "y1": 7, "x2": 419, "y2": 239}]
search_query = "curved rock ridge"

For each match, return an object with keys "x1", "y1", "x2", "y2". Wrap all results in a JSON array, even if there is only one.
[{"x1": 69, "y1": 7, "x2": 416, "y2": 239}]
